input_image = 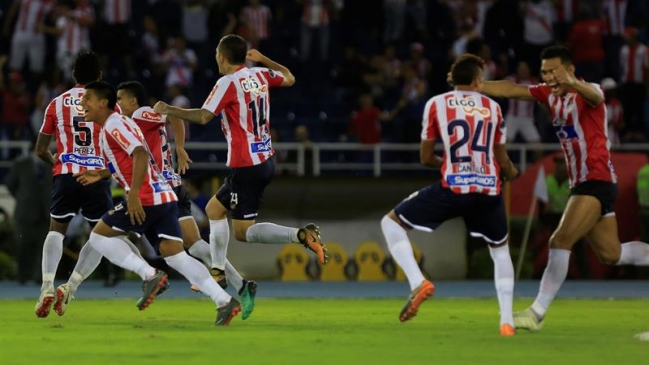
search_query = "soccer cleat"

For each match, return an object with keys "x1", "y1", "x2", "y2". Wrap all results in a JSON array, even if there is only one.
[
  {"x1": 215, "y1": 298, "x2": 241, "y2": 326},
  {"x1": 136, "y1": 270, "x2": 168, "y2": 311},
  {"x1": 189, "y1": 268, "x2": 227, "y2": 292},
  {"x1": 513, "y1": 308, "x2": 544, "y2": 331},
  {"x1": 239, "y1": 280, "x2": 258, "y2": 320},
  {"x1": 35, "y1": 289, "x2": 55, "y2": 318},
  {"x1": 500, "y1": 324, "x2": 516, "y2": 337},
  {"x1": 298, "y1": 223, "x2": 329, "y2": 265},
  {"x1": 399, "y1": 280, "x2": 435, "y2": 322},
  {"x1": 54, "y1": 284, "x2": 74, "y2": 316}
]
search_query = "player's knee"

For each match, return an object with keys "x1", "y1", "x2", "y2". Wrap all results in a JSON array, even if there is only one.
[
  {"x1": 159, "y1": 239, "x2": 184, "y2": 256},
  {"x1": 234, "y1": 228, "x2": 248, "y2": 242},
  {"x1": 597, "y1": 245, "x2": 621, "y2": 265},
  {"x1": 549, "y1": 231, "x2": 575, "y2": 249}
]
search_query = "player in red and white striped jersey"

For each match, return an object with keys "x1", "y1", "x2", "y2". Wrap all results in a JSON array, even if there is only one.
[
  {"x1": 382, "y1": 54, "x2": 519, "y2": 336},
  {"x1": 117, "y1": 81, "x2": 258, "y2": 318},
  {"x1": 33, "y1": 52, "x2": 119, "y2": 318},
  {"x1": 154, "y1": 35, "x2": 329, "y2": 287},
  {"x1": 5, "y1": 0, "x2": 55, "y2": 74},
  {"x1": 71, "y1": 81, "x2": 241, "y2": 325},
  {"x1": 50, "y1": 0, "x2": 95, "y2": 83},
  {"x1": 480, "y1": 45, "x2": 649, "y2": 331}
]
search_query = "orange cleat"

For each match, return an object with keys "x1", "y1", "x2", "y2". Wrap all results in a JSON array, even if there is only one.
[
  {"x1": 500, "y1": 324, "x2": 516, "y2": 337},
  {"x1": 399, "y1": 280, "x2": 435, "y2": 322},
  {"x1": 298, "y1": 224, "x2": 329, "y2": 265}
]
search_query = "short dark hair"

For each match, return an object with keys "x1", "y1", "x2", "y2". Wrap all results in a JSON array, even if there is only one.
[
  {"x1": 85, "y1": 81, "x2": 117, "y2": 110},
  {"x1": 540, "y1": 45, "x2": 573, "y2": 65},
  {"x1": 218, "y1": 34, "x2": 248, "y2": 65},
  {"x1": 450, "y1": 54, "x2": 485, "y2": 86},
  {"x1": 117, "y1": 81, "x2": 147, "y2": 107},
  {"x1": 73, "y1": 51, "x2": 101, "y2": 84}
]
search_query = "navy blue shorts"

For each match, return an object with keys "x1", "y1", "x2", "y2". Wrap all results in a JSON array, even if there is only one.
[
  {"x1": 570, "y1": 180, "x2": 618, "y2": 216},
  {"x1": 173, "y1": 185, "x2": 192, "y2": 219},
  {"x1": 394, "y1": 182, "x2": 508, "y2": 244},
  {"x1": 102, "y1": 202, "x2": 182, "y2": 246},
  {"x1": 216, "y1": 158, "x2": 275, "y2": 220},
  {"x1": 50, "y1": 174, "x2": 113, "y2": 223}
]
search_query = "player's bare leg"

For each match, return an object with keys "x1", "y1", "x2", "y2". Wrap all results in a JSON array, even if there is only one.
[
  {"x1": 35, "y1": 219, "x2": 69, "y2": 318},
  {"x1": 586, "y1": 215, "x2": 649, "y2": 266},
  {"x1": 517, "y1": 195, "x2": 601, "y2": 330},
  {"x1": 381, "y1": 211, "x2": 434, "y2": 322}
]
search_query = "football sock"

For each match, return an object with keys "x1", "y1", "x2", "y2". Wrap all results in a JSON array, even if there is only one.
[
  {"x1": 531, "y1": 248, "x2": 571, "y2": 318},
  {"x1": 188, "y1": 239, "x2": 212, "y2": 266},
  {"x1": 381, "y1": 215, "x2": 425, "y2": 290},
  {"x1": 245, "y1": 223, "x2": 299, "y2": 244},
  {"x1": 617, "y1": 241, "x2": 649, "y2": 265},
  {"x1": 66, "y1": 241, "x2": 104, "y2": 295},
  {"x1": 41, "y1": 231, "x2": 65, "y2": 292},
  {"x1": 225, "y1": 259, "x2": 244, "y2": 293},
  {"x1": 88, "y1": 232, "x2": 155, "y2": 280},
  {"x1": 164, "y1": 251, "x2": 231, "y2": 307},
  {"x1": 209, "y1": 219, "x2": 229, "y2": 271},
  {"x1": 489, "y1": 244, "x2": 515, "y2": 326}
]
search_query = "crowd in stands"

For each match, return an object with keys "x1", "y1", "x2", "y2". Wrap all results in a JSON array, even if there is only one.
[{"x1": 0, "y1": 0, "x2": 648, "y2": 160}]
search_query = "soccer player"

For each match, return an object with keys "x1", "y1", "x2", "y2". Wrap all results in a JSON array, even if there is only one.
[
  {"x1": 116, "y1": 80, "x2": 258, "y2": 319},
  {"x1": 153, "y1": 34, "x2": 329, "y2": 286},
  {"x1": 33, "y1": 51, "x2": 119, "y2": 318},
  {"x1": 70, "y1": 81, "x2": 241, "y2": 325},
  {"x1": 381, "y1": 54, "x2": 519, "y2": 336},
  {"x1": 478, "y1": 45, "x2": 649, "y2": 331}
]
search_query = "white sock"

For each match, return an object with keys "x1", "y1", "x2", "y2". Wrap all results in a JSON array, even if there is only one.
[
  {"x1": 41, "y1": 231, "x2": 65, "y2": 292},
  {"x1": 88, "y1": 232, "x2": 155, "y2": 280},
  {"x1": 531, "y1": 248, "x2": 571, "y2": 318},
  {"x1": 245, "y1": 222, "x2": 299, "y2": 244},
  {"x1": 188, "y1": 239, "x2": 212, "y2": 266},
  {"x1": 120, "y1": 236, "x2": 144, "y2": 259},
  {"x1": 381, "y1": 215, "x2": 425, "y2": 290},
  {"x1": 209, "y1": 219, "x2": 229, "y2": 271},
  {"x1": 489, "y1": 244, "x2": 515, "y2": 327},
  {"x1": 164, "y1": 251, "x2": 231, "y2": 307},
  {"x1": 225, "y1": 260, "x2": 244, "y2": 293},
  {"x1": 617, "y1": 241, "x2": 649, "y2": 265},
  {"x1": 68, "y1": 272, "x2": 83, "y2": 296},
  {"x1": 67, "y1": 242, "x2": 104, "y2": 294}
]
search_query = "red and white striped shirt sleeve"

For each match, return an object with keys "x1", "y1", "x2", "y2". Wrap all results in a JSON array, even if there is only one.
[
  {"x1": 528, "y1": 84, "x2": 551, "y2": 105},
  {"x1": 202, "y1": 78, "x2": 237, "y2": 115},
  {"x1": 40, "y1": 100, "x2": 56, "y2": 135},
  {"x1": 105, "y1": 117, "x2": 142, "y2": 155},
  {"x1": 420, "y1": 98, "x2": 439, "y2": 140},
  {"x1": 252, "y1": 67, "x2": 285, "y2": 88}
]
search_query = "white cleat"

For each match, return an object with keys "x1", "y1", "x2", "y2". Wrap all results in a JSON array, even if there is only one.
[
  {"x1": 35, "y1": 289, "x2": 55, "y2": 318},
  {"x1": 54, "y1": 284, "x2": 74, "y2": 316},
  {"x1": 513, "y1": 308, "x2": 544, "y2": 332}
]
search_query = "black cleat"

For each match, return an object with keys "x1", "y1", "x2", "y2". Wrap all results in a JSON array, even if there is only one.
[
  {"x1": 136, "y1": 270, "x2": 168, "y2": 311},
  {"x1": 215, "y1": 298, "x2": 241, "y2": 326}
]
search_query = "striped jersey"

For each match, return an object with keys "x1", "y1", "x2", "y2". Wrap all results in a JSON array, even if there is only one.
[
  {"x1": 131, "y1": 106, "x2": 181, "y2": 188},
  {"x1": 421, "y1": 91, "x2": 506, "y2": 196},
  {"x1": 101, "y1": 112, "x2": 177, "y2": 206},
  {"x1": 15, "y1": 0, "x2": 55, "y2": 34},
  {"x1": 202, "y1": 66, "x2": 285, "y2": 167},
  {"x1": 529, "y1": 83, "x2": 616, "y2": 187},
  {"x1": 40, "y1": 85, "x2": 105, "y2": 176}
]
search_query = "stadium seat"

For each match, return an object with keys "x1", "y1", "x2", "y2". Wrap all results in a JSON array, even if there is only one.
[
  {"x1": 395, "y1": 242, "x2": 423, "y2": 281},
  {"x1": 319, "y1": 242, "x2": 349, "y2": 281},
  {"x1": 354, "y1": 241, "x2": 388, "y2": 281},
  {"x1": 277, "y1": 244, "x2": 311, "y2": 281}
]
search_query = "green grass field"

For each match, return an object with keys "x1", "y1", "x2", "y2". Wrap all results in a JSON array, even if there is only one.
[{"x1": 0, "y1": 298, "x2": 647, "y2": 365}]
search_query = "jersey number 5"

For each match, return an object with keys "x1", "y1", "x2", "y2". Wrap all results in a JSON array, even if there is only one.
[
  {"x1": 447, "y1": 119, "x2": 493, "y2": 164},
  {"x1": 73, "y1": 116, "x2": 92, "y2": 147}
]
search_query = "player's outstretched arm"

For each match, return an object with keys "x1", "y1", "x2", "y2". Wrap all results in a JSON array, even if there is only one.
[
  {"x1": 153, "y1": 101, "x2": 214, "y2": 125},
  {"x1": 168, "y1": 115, "x2": 192, "y2": 174},
  {"x1": 34, "y1": 132, "x2": 56, "y2": 166},
  {"x1": 420, "y1": 139, "x2": 443, "y2": 168},
  {"x1": 480, "y1": 80, "x2": 535, "y2": 101},
  {"x1": 246, "y1": 49, "x2": 295, "y2": 87},
  {"x1": 494, "y1": 144, "x2": 519, "y2": 181}
]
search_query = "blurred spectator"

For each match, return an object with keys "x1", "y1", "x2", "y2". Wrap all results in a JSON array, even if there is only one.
[
  {"x1": 383, "y1": 0, "x2": 406, "y2": 44},
  {"x1": 538, "y1": 155, "x2": 570, "y2": 230},
  {"x1": 182, "y1": 0, "x2": 209, "y2": 62},
  {"x1": 162, "y1": 36, "x2": 198, "y2": 89},
  {"x1": 299, "y1": 0, "x2": 333, "y2": 64},
  {"x1": 637, "y1": 159, "x2": 649, "y2": 242},
  {"x1": 409, "y1": 42, "x2": 431, "y2": 80},
  {"x1": 98, "y1": 0, "x2": 134, "y2": 78},
  {"x1": 505, "y1": 61, "x2": 541, "y2": 143},
  {"x1": 552, "y1": 0, "x2": 579, "y2": 42},
  {"x1": 4, "y1": 0, "x2": 55, "y2": 86},
  {"x1": 601, "y1": 77, "x2": 624, "y2": 146},
  {"x1": 566, "y1": 8, "x2": 604, "y2": 82},
  {"x1": 164, "y1": 83, "x2": 191, "y2": 143},
  {"x1": 601, "y1": 0, "x2": 627, "y2": 78},
  {"x1": 521, "y1": 0, "x2": 555, "y2": 74},
  {"x1": 5, "y1": 142, "x2": 52, "y2": 284},
  {"x1": 30, "y1": 75, "x2": 65, "y2": 138},
  {"x1": 0, "y1": 72, "x2": 32, "y2": 159},
  {"x1": 241, "y1": 0, "x2": 272, "y2": 52},
  {"x1": 346, "y1": 93, "x2": 383, "y2": 145},
  {"x1": 286, "y1": 124, "x2": 314, "y2": 175},
  {"x1": 618, "y1": 27, "x2": 648, "y2": 136}
]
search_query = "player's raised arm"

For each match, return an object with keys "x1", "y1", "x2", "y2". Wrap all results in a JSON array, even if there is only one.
[
  {"x1": 480, "y1": 80, "x2": 535, "y2": 101},
  {"x1": 246, "y1": 49, "x2": 295, "y2": 87},
  {"x1": 153, "y1": 102, "x2": 214, "y2": 126}
]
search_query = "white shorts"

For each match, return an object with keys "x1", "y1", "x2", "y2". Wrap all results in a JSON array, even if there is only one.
[
  {"x1": 9, "y1": 32, "x2": 45, "y2": 72},
  {"x1": 505, "y1": 116, "x2": 541, "y2": 142}
]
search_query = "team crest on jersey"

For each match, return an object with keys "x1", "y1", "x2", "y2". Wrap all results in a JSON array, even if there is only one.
[
  {"x1": 110, "y1": 128, "x2": 131, "y2": 150},
  {"x1": 63, "y1": 95, "x2": 85, "y2": 115},
  {"x1": 142, "y1": 111, "x2": 162, "y2": 121},
  {"x1": 241, "y1": 77, "x2": 268, "y2": 95},
  {"x1": 447, "y1": 97, "x2": 490, "y2": 117}
]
